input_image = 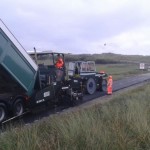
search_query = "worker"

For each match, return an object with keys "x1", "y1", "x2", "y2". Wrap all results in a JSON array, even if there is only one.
[
  {"x1": 107, "y1": 75, "x2": 113, "y2": 95},
  {"x1": 55, "y1": 54, "x2": 64, "y2": 69}
]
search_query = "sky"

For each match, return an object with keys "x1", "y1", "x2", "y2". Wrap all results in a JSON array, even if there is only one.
[{"x1": 1, "y1": 0, "x2": 150, "y2": 55}]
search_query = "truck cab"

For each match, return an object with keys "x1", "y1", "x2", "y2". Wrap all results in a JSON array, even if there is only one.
[{"x1": 29, "y1": 52, "x2": 66, "y2": 87}]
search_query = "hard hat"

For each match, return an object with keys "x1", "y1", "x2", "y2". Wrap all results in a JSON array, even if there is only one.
[{"x1": 109, "y1": 75, "x2": 112, "y2": 79}]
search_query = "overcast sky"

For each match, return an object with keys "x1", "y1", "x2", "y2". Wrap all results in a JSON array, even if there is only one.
[{"x1": 1, "y1": 0, "x2": 150, "y2": 55}]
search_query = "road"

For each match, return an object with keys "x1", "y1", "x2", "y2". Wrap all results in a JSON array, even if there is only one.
[
  {"x1": 2, "y1": 73, "x2": 150, "y2": 126},
  {"x1": 83, "y1": 73, "x2": 150, "y2": 102},
  {"x1": 113, "y1": 73, "x2": 150, "y2": 91}
]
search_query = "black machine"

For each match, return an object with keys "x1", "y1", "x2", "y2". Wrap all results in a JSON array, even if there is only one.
[{"x1": 29, "y1": 51, "x2": 83, "y2": 107}]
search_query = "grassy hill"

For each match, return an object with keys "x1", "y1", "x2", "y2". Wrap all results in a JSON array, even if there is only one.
[
  {"x1": 65, "y1": 53, "x2": 150, "y2": 80},
  {"x1": 65, "y1": 53, "x2": 150, "y2": 64}
]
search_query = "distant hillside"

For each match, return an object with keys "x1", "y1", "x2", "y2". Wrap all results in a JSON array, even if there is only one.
[{"x1": 65, "y1": 53, "x2": 150, "y2": 64}]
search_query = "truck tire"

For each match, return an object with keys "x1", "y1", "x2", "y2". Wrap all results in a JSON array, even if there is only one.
[
  {"x1": 13, "y1": 99, "x2": 24, "y2": 116},
  {"x1": 86, "y1": 78, "x2": 96, "y2": 95},
  {"x1": 101, "y1": 79, "x2": 107, "y2": 92},
  {"x1": 0, "y1": 103, "x2": 7, "y2": 123}
]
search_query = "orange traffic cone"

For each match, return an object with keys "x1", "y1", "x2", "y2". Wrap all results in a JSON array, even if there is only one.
[{"x1": 107, "y1": 76, "x2": 113, "y2": 95}]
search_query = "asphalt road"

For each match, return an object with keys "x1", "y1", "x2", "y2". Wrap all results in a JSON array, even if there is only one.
[
  {"x1": 113, "y1": 73, "x2": 150, "y2": 91},
  {"x1": 2, "y1": 73, "x2": 150, "y2": 126},
  {"x1": 83, "y1": 73, "x2": 150, "y2": 102}
]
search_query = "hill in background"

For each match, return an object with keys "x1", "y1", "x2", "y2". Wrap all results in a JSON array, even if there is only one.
[{"x1": 65, "y1": 53, "x2": 150, "y2": 64}]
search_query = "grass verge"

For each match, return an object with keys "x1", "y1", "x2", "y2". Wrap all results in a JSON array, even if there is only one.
[
  {"x1": 1, "y1": 84, "x2": 150, "y2": 150},
  {"x1": 96, "y1": 63, "x2": 148, "y2": 80}
]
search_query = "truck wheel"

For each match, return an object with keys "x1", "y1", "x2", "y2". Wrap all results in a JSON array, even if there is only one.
[
  {"x1": 101, "y1": 79, "x2": 107, "y2": 92},
  {"x1": 86, "y1": 78, "x2": 96, "y2": 95},
  {"x1": 0, "y1": 103, "x2": 7, "y2": 123},
  {"x1": 13, "y1": 99, "x2": 24, "y2": 116}
]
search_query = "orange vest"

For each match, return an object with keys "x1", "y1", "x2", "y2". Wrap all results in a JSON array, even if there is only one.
[
  {"x1": 55, "y1": 58, "x2": 64, "y2": 68},
  {"x1": 107, "y1": 78, "x2": 113, "y2": 94},
  {"x1": 107, "y1": 78, "x2": 113, "y2": 87}
]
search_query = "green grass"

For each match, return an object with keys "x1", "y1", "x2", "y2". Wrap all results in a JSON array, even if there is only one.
[
  {"x1": 96, "y1": 63, "x2": 148, "y2": 80},
  {"x1": 65, "y1": 53, "x2": 150, "y2": 64},
  {"x1": 1, "y1": 84, "x2": 150, "y2": 150}
]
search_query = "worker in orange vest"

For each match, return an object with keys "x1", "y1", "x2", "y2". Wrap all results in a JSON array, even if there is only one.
[
  {"x1": 107, "y1": 75, "x2": 113, "y2": 94},
  {"x1": 55, "y1": 54, "x2": 64, "y2": 69}
]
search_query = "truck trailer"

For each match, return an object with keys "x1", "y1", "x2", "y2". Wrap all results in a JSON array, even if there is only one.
[{"x1": 0, "y1": 19, "x2": 42, "y2": 122}]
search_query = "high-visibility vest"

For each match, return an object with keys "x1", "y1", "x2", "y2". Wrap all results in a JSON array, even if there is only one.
[
  {"x1": 107, "y1": 78, "x2": 113, "y2": 87},
  {"x1": 55, "y1": 58, "x2": 64, "y2": 68},
  {"x1": 107, "y1": 78, "x2": 113, "y2": 94}
]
